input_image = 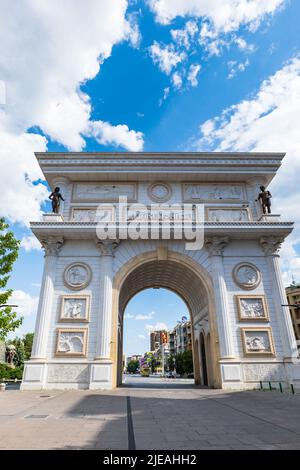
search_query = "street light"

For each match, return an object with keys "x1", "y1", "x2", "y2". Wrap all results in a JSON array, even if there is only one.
[
  {"x1": 282, "y1": 304, "x2": 300, "y2": 309},
  {"x1": 0, "y1": 305, "x2": 18, "y2": 308}
]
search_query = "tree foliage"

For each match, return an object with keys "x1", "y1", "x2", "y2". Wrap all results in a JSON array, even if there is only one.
[
  {"x1": 0, "y1": 218, "x2": 22, "y2": 340},
  {"x1": 127, "y1": 359, "x2": 139, "y2": 373},
  {"x1": 174, "y1": 350, "x2": 194, "y2": 375},
  {"x1": 10, "y1": 332, "x2": 34, "y2": 366}
]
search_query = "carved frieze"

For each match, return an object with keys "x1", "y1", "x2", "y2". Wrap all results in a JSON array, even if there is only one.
[
  {"x1": 59, "y1": 295, "x2": 90, "y2": 322},
  {"x1": 243, "y1": 363, "x2": 284, "y2": 382},
  {"x1": 183, "y1": 183, "x2": 246, "y2": 202},
  {"x1": 55, "y1": 328, "x2": 88, "y2": 357},
  {"x1": 207, "y1": 208, "x2": 249, "y2": 222},
  {"x1": 241, "y1": 327, "x2": 275, "y2": 356},
  {"x1": 72, "y1": 183, "x2": 137, "y2": 202},
  {"x1": 48, "y1": 364, "x2": 89, "y2": 383}
]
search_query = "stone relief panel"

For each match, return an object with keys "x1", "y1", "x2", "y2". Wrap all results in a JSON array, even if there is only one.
[
  {"x1": 60, "y1": 295, "x2": 90, "y2": 322},
  {"x1": 236, "y1": 295, "x2": 269, "y2": 321},
  {"x1": 55, "y1": 328, "x2": 87, "y2": 357},
  {"x1": 241, "y1": 327, "x2": 275, "y2": 356},
  {"x1": 64, "y1": 262, "x2": 92, "y2": 290},
  {"x1": 48, "y1": 364, "x2": 89, "y2": 383},
  {"x1": 243, "y1": 364, "x2": 285, "y2": 382},
  {"x1": 183, "y1": 183, "x2": 246, "y2": 202},
  {"x1": 71, "y1": 207, "x2": 114, "y2": 222},
  {"x1": 72, "y1": 183, "x2": 137, "y2": 202},
  {"x1": 207, "y1": 208, "x2": 249, "y2": 222},
  {"x1": 233, "y1": 262, "x2": 261, "y2": 290},
  {"x1": 147, "y1": 182, "x2": 172, "y2": 203}
]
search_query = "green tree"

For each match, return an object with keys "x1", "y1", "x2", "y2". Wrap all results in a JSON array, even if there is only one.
[
  {"x1": 167, "y1": 354, "x2": 175, "y2": 371},
  {"x1": 127, "y1": 359, "x2": 139, "y2": 374},
  {"x1": 0, "y1": 218, "x2": 22, "y2": 340},
  {"x1": 182, "y1": 350, "x2": 194, "y2": 374},
  {"x1": 23, "y1": 333, "x2": 34, "y2": 360},
  {"x1": 10, "y1": 337, "x2": 25, "y2": 367},
  {"x1": 145, "y1": 352, "x2": 157, "y2": 373},
  {"x1": 175, "y1": 352, "x2": 185, "y2": 375}
]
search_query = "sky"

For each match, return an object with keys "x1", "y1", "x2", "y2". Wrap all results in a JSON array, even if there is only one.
[{"x1": 1, "y1": 0, "x2": 300, "y2": 356}]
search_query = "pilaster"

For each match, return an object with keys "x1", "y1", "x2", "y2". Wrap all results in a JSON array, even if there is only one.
[
  {"x1": 30, "y1": 237, "x2": 64, "y2": 360},
  {"x1": 260, "y1": 236, "x2": 298, "y2": 359},
  {"x1": 205, "y1": 236, "x2": 235, "y2": 359}
]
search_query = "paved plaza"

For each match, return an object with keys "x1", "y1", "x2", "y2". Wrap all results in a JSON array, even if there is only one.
[{"x1": 1, "y1": 376, "x2": 300, "y2": 450}]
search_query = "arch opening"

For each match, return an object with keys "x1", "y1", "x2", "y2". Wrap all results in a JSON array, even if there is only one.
[{"x1": 112, "y1": 254, "x2": 220, "y2": 388}]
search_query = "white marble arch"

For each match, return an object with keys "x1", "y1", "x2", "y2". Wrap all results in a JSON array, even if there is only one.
[{"x1": 21, "y1": 151, "x2": 300, "y2": 391}]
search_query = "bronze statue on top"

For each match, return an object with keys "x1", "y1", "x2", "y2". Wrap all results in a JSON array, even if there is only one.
[
  {"x1": 256, "y1": 185, "x2": 272, "y2": 214},
  {"x1": 49, "y1": 187, "x2": 65, "y2": 214}
]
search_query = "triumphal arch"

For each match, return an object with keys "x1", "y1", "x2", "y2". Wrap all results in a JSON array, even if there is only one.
[{"x1": 21, "y1": 152, "x2": 300, "y2": 390}]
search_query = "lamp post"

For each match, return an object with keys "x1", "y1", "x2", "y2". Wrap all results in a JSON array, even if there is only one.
[
  {"x1": 0, "y1": 305, "x2": 18, "y2": 308},
  {"x1": 281, "y1": 304, "x2": 300, "y2": 309}
]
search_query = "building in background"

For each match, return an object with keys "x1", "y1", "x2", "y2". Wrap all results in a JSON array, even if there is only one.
[
  {"x1": 150, "y1": 330, "x2": 169, "y2": 352},
  {"x1": 169, "y1": 320, "x2": 192, "y2": 355},
  {"x1": 126, "y1": 354, "x2": 142, "y2": 366},
  {"x1": 286, "y1": 283, "x2": 300, "y2": 353}
]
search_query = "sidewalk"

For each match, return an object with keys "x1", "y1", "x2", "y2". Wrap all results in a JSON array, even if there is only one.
[{"x1": 1, "y1": 377, "x2": 300, "y2": 450}]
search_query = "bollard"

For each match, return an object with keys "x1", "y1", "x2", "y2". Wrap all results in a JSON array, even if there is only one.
[
  {"x1": 0, "y1": 383, "x2": 6, "y2": 392},
  {"x1": 279, "y1": 382, "x2": 283, "y2": 393},
  {"x1": 260, "y1": 381, "x2": 263, "y2": 390},
  {"x1": 269, "y1": 381, "x2": 272, "y2": 391},
  {"x1": 291, "y1": 383, "x2": 295, "y2": 395}
]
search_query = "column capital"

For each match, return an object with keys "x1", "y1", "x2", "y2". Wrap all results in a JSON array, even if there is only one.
[
  {"x1": 205, "y1": 236, "x2": 230, "y2": 256},
  {"x1": 260, "y1": 236, "x2": 284, "y2": 256},
  {"x1": 246, "y1": 176, "x2": 267, "y2": 187},
  {"x1": 41, "y1": 237, "x2": 64, "y2": 256},
  {"x1": 51, "y1": 176, "x2": 70, "y2": 188},
  {"x1": 96, "y1": 239, "x2": 120, "y2": 256}
]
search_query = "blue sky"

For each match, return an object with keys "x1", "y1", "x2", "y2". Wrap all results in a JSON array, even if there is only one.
[{"x1": 1, "y1": 0, "x2": 300, "y2": 356}]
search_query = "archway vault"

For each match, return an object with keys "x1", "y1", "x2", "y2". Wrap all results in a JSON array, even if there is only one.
[{"x1": 111, "y1": 250, "x2": 221, "y2": 388}]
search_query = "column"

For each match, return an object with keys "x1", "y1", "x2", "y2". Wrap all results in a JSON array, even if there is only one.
[
  {"x1": 95, "y1": 240, "x2": 119, "y2": 359},
  {"x1": 205, "y1": 236, "x2": 235, "y2": 359},
  {"x1": 260, "y1": 236, "x2": 298, "y2": 359},
  {"x1": 31, "y1": 237, "x2": 64, "y2": 359}
]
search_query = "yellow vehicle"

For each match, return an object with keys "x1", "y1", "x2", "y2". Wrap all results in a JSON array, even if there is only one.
[{"x1": 140, "y1": 366, "x2": 150, "y2": 377}]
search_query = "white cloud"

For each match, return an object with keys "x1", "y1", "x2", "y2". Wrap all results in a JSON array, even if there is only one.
[
  {"x1": 87, "y1": 120, "x2": 144, "y2": 152},
  {"x1": 149, "y1": 41, "x2": 186, "y2": 75},
  {"x1": 148, "y1": 0, "x2": 285, "y2": 33},
  {"x1": 171, "y1": 20, "x2": 198, "y2": 48},
  {"x1": 145, "y1": 322, "x2": 169, "y2": 332},
  {"x1": 0, "y1": 1, "x2": 143, "y2": 225},
  {"x1": 124, "y1": 313, "x2": 135, "y2": 319},
  {"x1": 187, "y1": 63, "x2": 201, "y2": 86},
  {"x1": 172, "y1": 71, "x2": 183, "y2": 89},
  {"x1": 227, "y1": 58, "x2": 250, "y2": 79},
  {"x1": 158, "y1": 87, "x2": 170, "y2": 106},
  {"x1": 194, "y1": 56, "x2": 300, "y2": 282},
  {"x1": 7, "y1": 290, "x2": 39, "y2": 318},
  {"x1": 21, "y1": 235, "x2": 42, "y2": 252},
  {"x1": 135, "y1": 311, "x2": 155, "y2": 320},
  {"x1": 149, "y1": 1, "x2": 285, "y2": 57},
  {"x1": 138, "y1": 334, "x2": 146, "y2": 340}
]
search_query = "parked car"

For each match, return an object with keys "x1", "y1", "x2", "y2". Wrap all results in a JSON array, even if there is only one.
[{"x1": 165, "y1": 371, "x2": 174, "y2": 378}]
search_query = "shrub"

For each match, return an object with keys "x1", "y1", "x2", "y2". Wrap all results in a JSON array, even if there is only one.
[{"x1": 0, "y1": 363, "x2": 23, "y2": 380}]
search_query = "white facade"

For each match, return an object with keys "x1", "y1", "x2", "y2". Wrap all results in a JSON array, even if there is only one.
[{"x1": 21, "y1": 152, "x2": 300, "y2": 390}]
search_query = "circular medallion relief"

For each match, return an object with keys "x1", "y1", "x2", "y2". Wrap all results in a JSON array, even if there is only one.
[
  {"x1": 148, "y1": 182, "x2": 172, "y2": 202},
  {"x1": 64, "y1": 262, "x2": 92, "y2": 290},
  {"x1": 232, "y1": 262, "x2": 261, "y2": 290}
]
